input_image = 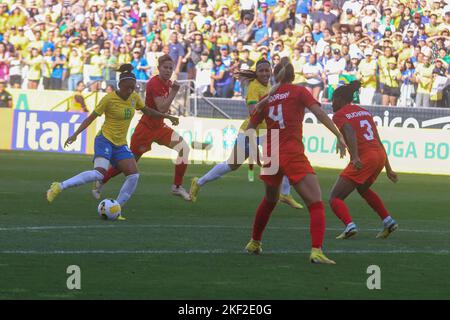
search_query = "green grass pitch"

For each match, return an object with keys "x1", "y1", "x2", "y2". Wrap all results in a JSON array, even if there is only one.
[{"x1": 0, "y1": 150, "x2": 450, "y2": 299}]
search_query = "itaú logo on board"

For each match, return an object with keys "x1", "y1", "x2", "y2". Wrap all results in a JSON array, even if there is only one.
[{"x1": 12, "y1": 110, "x2": 87, "y2": 153}]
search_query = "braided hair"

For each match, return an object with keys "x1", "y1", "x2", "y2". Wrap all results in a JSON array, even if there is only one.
[{"x1": 118, "y1": 63, "x2": 136, "y2": 84}]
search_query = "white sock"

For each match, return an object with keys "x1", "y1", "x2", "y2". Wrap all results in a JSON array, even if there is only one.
[
  {"x1": 280, "y1": 176, "x2": 291, "y2": 196},
  {"x1": 198, "y1": 161, "x2": 232, "y2": 186},
  {"x1": 117, "y1": 173, "x2": 139, "y2": 207},
  {"x1": 346, "y1": 222, "x2": 357, "y2": 231},
  {"x1": 383, "y1": 216, "x2": 393, "y2": 226},
  {"x1": 60, "y1": 170, "x2": 104, "y2": 190}
]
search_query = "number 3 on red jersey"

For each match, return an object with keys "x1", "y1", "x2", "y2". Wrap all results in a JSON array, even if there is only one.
[
  {"x1": 360, "y1": 120, "x2": 374, "y2": 141},
  {"x1": 268, "y1": 104, "x2": 286, "y2": 129}
]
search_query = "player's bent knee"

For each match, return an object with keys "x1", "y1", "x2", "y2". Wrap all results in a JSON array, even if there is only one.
[
  {"x1": 179, "y1": 141, "x2": 190, "y2": 157},
  {"x1": 93, "y1": 169, "x2": 105, "y2": 180},
  {"x1": 94, "y1": 157, "x2": 110, "y2": 171}
]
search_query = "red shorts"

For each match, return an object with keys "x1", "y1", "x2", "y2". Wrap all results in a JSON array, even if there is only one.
[
  {"x1": 260, "y1": 153, "x2": 315, "y2": 187},
  {"x1": 130, "y1": 122, "x2": 175, "y2": 156},
  {"x1": 341, "y1": 150, "x2": 386, "y2": 185}
]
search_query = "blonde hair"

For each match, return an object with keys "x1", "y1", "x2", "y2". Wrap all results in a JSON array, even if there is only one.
[{"x1": 273, "y1": 56, "x2": 294, "y2": 83}]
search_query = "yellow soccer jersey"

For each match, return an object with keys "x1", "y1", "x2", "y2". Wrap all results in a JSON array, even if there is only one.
[
  {"x1": 384, "y1": 68, "x2": 401, "y2": 88},
  {"x1": 416, "y1": 63, "x2": 434, "y2": 94},
  {"x1": 358, "y1": 58, "x2": 377, "y2": 89},
  {"x1": 292, "y1": 56, "x2": 307, "y2": 84},
  {"x1": 239, "y1": 79, "x2": 268, "y2": 135},
  {"x1": 378, "y1": 56, "x2": 389, "y2": 85},
  {"x1": 94, "y1": 91, "x2": 145, "y2": 146}
]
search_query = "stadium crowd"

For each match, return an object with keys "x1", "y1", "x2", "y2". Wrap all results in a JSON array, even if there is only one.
[{"x1": 0, "y1": 0, "x2": 450, "y2": 108}]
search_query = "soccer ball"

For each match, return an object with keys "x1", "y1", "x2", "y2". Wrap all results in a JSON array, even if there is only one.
[{"x1": 98, "y1": 199, "x2": 121, "y2": 220}]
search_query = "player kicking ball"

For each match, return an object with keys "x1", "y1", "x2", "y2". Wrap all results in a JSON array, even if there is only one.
[
  {"x1": 92, "y1": 55, "x2": 191, "y2": 201},
  {"x1": 46, "y1": 64, "x2": 178, "y2": 218},
  {"x1": 190, "y1": 59, "x2": 303, "y2": 209},
  {"x1": 329, "y1": 81, "x2": 399, "y2": 239},
  {"x1": 244, "y1": 57, "x2": 348, "y2": 264}
]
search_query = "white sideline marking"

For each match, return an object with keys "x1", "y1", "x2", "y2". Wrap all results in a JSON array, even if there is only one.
[
  {"x1": 0, "y1": 249, "x2": 450, "y2": 255},
  {"x1": 1, "y1": 224, "x2": 450, "y2": 234}
]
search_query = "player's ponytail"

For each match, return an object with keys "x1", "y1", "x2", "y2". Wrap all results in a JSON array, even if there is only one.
[
  {"x1": 119, "y1": 63, "x2": 133, "y2": 73},
  {"x1": 273, "y1": 57, "x2": 294, "y2": 84},
  {"x1": 118, "y1": 63, "x2": 136, "y2": 83}
]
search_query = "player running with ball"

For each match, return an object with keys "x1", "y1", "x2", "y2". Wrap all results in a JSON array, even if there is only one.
[
  {"x1": 245, "y1": 57, "x2": 347, "y2": 264},
  {"x1": 329, "y1": 81, "x2": 399, "y2": 239},
  {"x1": 92, "y1": 55, "x2": 192, "y2": 201},
  {"x1": 190, "y1": 59, "x2": 303, "y2": 209},
  {"x1": 46, "y1": 64, "x2": 178, "y2": 218}
]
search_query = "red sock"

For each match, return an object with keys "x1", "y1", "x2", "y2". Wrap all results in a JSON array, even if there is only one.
[
  {"x1": 330, "y1": 198, "x2": 353, "y2": 225},
  {"x1": 359, "y1": 189, "x2": 389, "y2": 220},
  {"x1": 248, "y1": 164, "x2": 254, "y2": 170},
  {"x1": 252, "y1": 197, "x2": 277, "y2": 241},
  {"x1": 102, "y1": 167, "x2": 121, "y2": 184},
  {"x1": 308, "y1": 201, "x2": 326, "y2": 249},
  {"x1": 174, "y1": 162, "x2": 188, "y2": 186}
]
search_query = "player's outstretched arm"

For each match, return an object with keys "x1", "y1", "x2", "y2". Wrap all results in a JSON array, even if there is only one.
[
  {"x1": 342, "y1": 123, "x2": 362, "y2": 170},
  {"x1": 309, "y1": 104, "x2": 347, "y2": 158},
  {"x1": 65, "y1": 112, "x2": 99, "y2": 148},
  {"x1": 141, "y1": 107, "x2": 179, "y2": 125},
  {"x1": 255, "y1": 83, "x2": 281, "y2": 113},
  {"x1": 154, "y1": 81, "x2": 181, "y2": 113},
  {"x1": 375, "y1": 133, "x2": 398, "y2": 183}
]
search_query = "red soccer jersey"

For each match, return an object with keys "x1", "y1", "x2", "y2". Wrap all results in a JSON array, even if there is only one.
[
  {"x1": 139, "y1": 75, "x2": 172, "y2": 129},
  {"x1": 332, "y1": 104, "x2": 383, "y2": 156},
  {"x1": 249, "y1": 84, "x2": 319, "y2": 157}
]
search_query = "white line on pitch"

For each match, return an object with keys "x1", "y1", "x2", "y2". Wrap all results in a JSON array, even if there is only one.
[
  {"x1": 0, "y1": 224, "x2": 450, "y2": 234},
  {"x1": 0, "y1": 249, "x2": 450, "y2": 255}
]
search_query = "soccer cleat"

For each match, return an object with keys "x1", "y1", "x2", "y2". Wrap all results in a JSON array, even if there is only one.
[
  {"x1": 336, "y1": 223, "x2": 358, "y2": 240},
  {"x1": 245, "y1": 239, "x2": 262, "y2": 255},
  {"x1": 310, "y1": 248, "x2": 336, "y2": 265},
  {"x1": 248, "y1": 169, "x2": 254, "y2": 182},
  {"x1": 189, "y1": 177, "x2": 200, "y2": 203},
  {"x1": 376, "y1": 220, "x2": 398, "y2": 239},
  {"x1": 117, "y1": 215, "x2": 127, "y2": 221},
  {"x1": 172, "y1": 185, "x2": 191, "y2": 201},
  {"x1": 46, "y1": 182, "x2": 62, "y2": 203},
  {"x1": 91, "y1": 180, "x2": 103, "y2": 200},
  {"x1": 279, "y1": 194, "x2": 304, "y2": 209}
]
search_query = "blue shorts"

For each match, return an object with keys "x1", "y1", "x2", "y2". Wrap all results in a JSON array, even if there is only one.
[
  {"x1": 94, "y1": 134, "x2": 134, "y2": 168},
  {"x1": 236, "y1": 133, "x2": 265, "y2": 159}
]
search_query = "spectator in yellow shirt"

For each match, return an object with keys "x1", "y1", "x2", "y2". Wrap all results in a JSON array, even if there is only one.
[
  {"x1": 357, "y1": 48, "x2": 377, "y2": 105},
  {"x1": 10, "y1": 26, "x2": 29, "y2": 51},
  {"x1": 382, "y1": 57, "x2": 402, "y2": 106},
  {"x1": 25, "y1": 47, "x2": 42, "y2": 89},
  {"x1": 414, "y1": 54, "x2": 434, "y2": 108},
  {"x1": 0, "y1": 79, "x2": 13, "y2": 108},
  {"x1": 426, "y1": 13, "x2": 440, "y2": 37},
  {"x1": 0, "y1": 3, "x2": 8, "y2": 34},
  {"x1": 272, "y1": 0, "x2": 290, "y2": 34},
  {"x1": 117, "y1": 44, "x2": 131, "y2": 66},
  {"x1": 68, "y1": 81, "x2": 88, "y2": 113},
  {"x1": 8, "y1": 5, "x2": 27, "y2": 29},
  {"x1": 87, "y1": 44, "x2": 106, "y2": 91},
  {"x1": 68, "y1": 48, "x2": 84, "y2": 92},
  {"x1": 28, "y1": 30, "x2": 44, "y2": 54},
  {"x1": 292, "y1": 47, "x2": 307, "y2": 86}
]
